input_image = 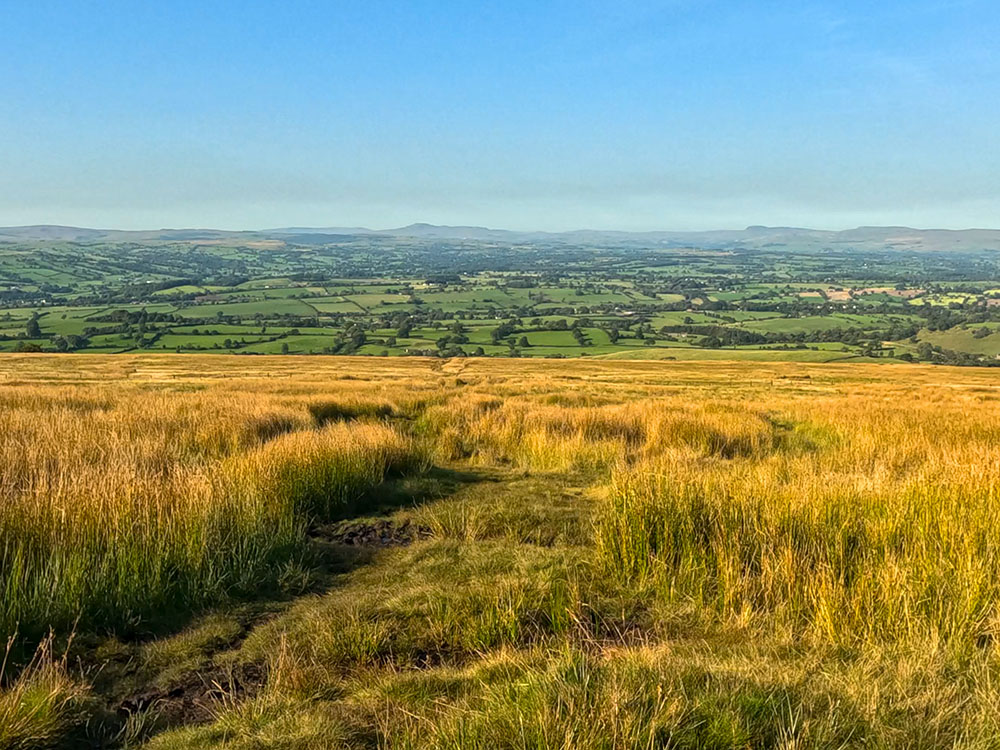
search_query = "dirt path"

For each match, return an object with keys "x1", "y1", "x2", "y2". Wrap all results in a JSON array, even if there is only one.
[{"x1": 84, "y1": 464, "x2": 553, "y2": 747}]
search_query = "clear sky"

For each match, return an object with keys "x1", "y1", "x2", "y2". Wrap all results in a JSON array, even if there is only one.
[{"x1": 2, "y1": 0, "x2": 998, "y2": 231}]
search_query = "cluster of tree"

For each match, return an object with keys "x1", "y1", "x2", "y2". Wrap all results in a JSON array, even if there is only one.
[
  {"x1": 53, "y1": 334, "x2": 89, "y2": 351},
  {"x1": 657, "y1": 323, "x2": 921, "y2": 349},
  {"x1": 0, "y1": 289, "x2": 46, "y2": 302},
  {"x1": 909, "y1": 342, "x2": 1000, "y2": 367},
  {"x1": 490, "y1": 319, "x2": 519, "y2": 344}
]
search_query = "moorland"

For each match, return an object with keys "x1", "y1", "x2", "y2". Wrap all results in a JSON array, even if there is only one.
[{"x1": 5, "y1": 354, "x2": 1000, "y2": 748}]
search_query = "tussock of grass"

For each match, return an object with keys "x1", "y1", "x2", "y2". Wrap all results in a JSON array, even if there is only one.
[
  {"x1": 220, "y1": 422, "x2": 421, "y2": 520},
  {"x1": 0, "y1": 392, "x2": 422, "y2": 639},
  {"x1": 0, "y1": 637, "x2": 92, "y2": 750},
  {"x1": 377, "y1": 640, "x2": 1000, "y2": 749},
  {"x1": 421, "y1": 398, "x2": 788, "y2": 472},
  {"x1": 144, "y1": 690, "x2": 353, "y2": 750},
  {"x1": 599, "y1": 405, "x2": 1000, "y2": 647},
  {"x1": 307, "y1": 399, "x2": 395, "y2": 425}
]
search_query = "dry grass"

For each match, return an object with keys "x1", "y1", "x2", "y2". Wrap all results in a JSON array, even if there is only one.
[
  {"x1": 597, "y1": 399, "x2": 1000, "y2": 649},
  {"x1": 3, "y1": 354, "x2": 1000, "y2": 747},
  {"x1": 0, "y1": 383, "x2": 422, "y2": 639}
]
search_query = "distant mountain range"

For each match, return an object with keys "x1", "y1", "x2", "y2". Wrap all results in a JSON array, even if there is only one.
[{"x1": 3, "y1": 223, "x2": 1000, "y2": 252}]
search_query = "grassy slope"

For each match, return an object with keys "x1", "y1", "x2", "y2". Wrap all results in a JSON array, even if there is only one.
[
  {"x1": 918, "y1": 327, "x2": 1000, "y2": 356},
  {"x1": 3, "y1": 355, "x2": 1000, "y2": 748}
]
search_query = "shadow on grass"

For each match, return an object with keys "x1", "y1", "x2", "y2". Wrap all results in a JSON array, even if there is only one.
[
  {"x1": 340, "y1": 464, "x2": 502, "y2": 518},
  {"x1": 90, "y1": 466, "x2": 494, "y2": 642},
  {"x1": 70, "y1": 464, "x2": 503, "y2": 747}
]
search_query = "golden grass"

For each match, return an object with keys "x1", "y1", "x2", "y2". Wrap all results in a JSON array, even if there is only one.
[
  {"x1": 4, "y1": 354, "x2": 1000, "y2": 746},
  {"x1": 598, "y1": 398, "x2": 1000, "y2": 648},
  {"x1": 0, "y1": 376, "x2": 422, "y2": 639},
  {"x1": 3, "y1": 354, "x2": 1000, "y2": 640}
]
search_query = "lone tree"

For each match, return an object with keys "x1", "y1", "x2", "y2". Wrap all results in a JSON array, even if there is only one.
[{"x1": 25, "y1": 316, "x2": 41, "y2": 338}]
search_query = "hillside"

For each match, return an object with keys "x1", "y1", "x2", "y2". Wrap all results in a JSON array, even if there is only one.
[
  {"x1": 6, "y1": 223, "x2": 1000, "y2": 251},
  {"x1": 2, "y1": 234, "x2": 1000, "y2": 366},
  {"x1": 4, "y1": 355, "x2": 1000, "y2": 748}
]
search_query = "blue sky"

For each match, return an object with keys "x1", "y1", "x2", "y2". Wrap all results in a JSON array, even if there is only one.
[{"x1": 1, "y1": 0, "x2": 998, "y2": 230}]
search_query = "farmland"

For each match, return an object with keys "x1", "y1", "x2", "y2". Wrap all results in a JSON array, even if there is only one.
[
  {"x1": 5, "y1": 233, "x2": 1000, "y2": 365},
  {"x1": 5, "y1": 354, "x2": 1000, "y2": 748}
]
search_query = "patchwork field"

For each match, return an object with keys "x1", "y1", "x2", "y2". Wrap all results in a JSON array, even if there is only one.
[
  {"x1": 4, "y1": 354, "x2": 1000, "y2": 748},
  {"x1": 5, "y1": 236, "x2": 1000, "y2": 366}
]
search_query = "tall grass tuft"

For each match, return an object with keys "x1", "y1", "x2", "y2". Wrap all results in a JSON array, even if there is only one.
[
  {"x1": 598, "y1": 402, "x2": 1000, "y2": 648},
  {"x1": 420, "y1": 397, "x2": 784, "y2": 472},
  {"x1": 0, "y1": 389, "x2": 422, "y2": 640},
  {"x1": 0, "y1": 635, "x2": 92, "y2": 749}
]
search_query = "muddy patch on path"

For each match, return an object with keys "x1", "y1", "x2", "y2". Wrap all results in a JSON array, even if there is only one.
[
  {"x1": 117, "y1": 662, "x2": 265, "y2": 728},
  {"x1": 316, "y1": 518, "x2": 432, "y2": 547}
]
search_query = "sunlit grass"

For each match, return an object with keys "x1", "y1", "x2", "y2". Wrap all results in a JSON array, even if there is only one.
[
  {"x1": 597, "y1": 402, "x2": 1000, "y2": 649},
  {"x1": 5, "y1": 354, "x2": 1000, "y2": 747},
  {"x1": 0, "y1": 390, "x2": 422, "y2": 640}
]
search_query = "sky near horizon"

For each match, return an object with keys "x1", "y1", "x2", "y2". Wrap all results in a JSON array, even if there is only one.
[{"x1": 1, "y1": 1, "x2": 998, "y2": 232}]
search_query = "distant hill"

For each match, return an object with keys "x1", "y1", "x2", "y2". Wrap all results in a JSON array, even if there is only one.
[
  {"x1": 267, "y1": 223, "x2": 523, "y2": 241},
  {"x1": 0, "y1": 225, "x2": 113, "y2": 241},
  {"x1": 267, "y1": 223, "x2": 1000, "y2": 251},
  {"x1": 4, "y1": 223, "x2": 1000, "y2": 252},
  {"x1": 0, "y1": 225, "x2": 269, "y2": 243}
]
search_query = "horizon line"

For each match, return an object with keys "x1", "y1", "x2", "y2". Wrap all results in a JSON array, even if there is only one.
[{"x1": 4, "y1": 222, "x2": 1000, "y2": 235}]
